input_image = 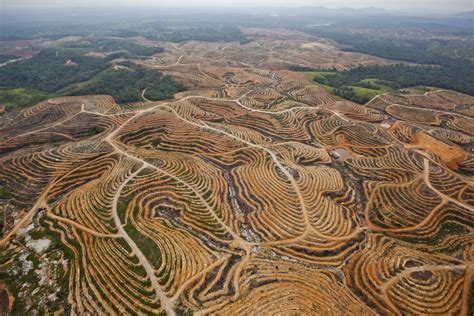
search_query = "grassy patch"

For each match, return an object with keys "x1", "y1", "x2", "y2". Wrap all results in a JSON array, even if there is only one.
[
  {"x1": 398, "y1": 87, "x2": 430, "y2": 95},
  {"x1": 301, "y1": 70, "x2": 393, "y2": 103},
  {"x1": 0, "y1": 88, "x2": 54, "y2": 111},
  {"x1": 303, "y1": 71, "x2": 337, "y2": 82},
  {"x1": 117, "y1": 193, "x2": 134, "y2": 224},
  {"x1": 319, "y1": 84, "x2": 342, "y2": 99},
  {"x1": 359, "y1": 78, "x2": 394, "y2": 90},
  {"x1": 124, "y1": 212, "x2": 162, "y2": 269},
  {"x1": 347, "y1": 85, "x2": 383, "y2": 100}
]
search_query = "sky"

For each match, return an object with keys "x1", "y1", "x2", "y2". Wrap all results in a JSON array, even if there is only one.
[{"x1": 1, "y1": 0, "x2": 472, "y2": 13}]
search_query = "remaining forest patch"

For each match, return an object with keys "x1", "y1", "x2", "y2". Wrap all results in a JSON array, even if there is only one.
[
  {"x1": 0, "y1": 41, "x2": 182, "y2": 109},
  {"x1": 68, "y1": 63, "x2": 184, "y2": 103}
]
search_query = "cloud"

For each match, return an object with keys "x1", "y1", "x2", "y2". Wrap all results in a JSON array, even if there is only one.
[{"x1": 2, "y1": 0, "x2": 472, "y2": 12}]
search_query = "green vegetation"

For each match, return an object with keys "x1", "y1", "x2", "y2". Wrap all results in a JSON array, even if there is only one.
[
  {"x1": 0, "y1": 46, "x2": 183, "y2": 109},
  {"x1": 61, "y1": 38, "x2": 164, "y2": 57},
  {"x1": 398, "y1": 220, "x2": 469, "y2": 250},
  {"x1": 88, "y1": 126, "x2": 105, "y2": 136},
  {"x1": 301, "y1": 29, "x2": 474, "y2": 96},
  {"x1": 301, "y1": 70, "x2": 392, "y2": 103},
  {"x1": 175, "y1": 301, "x2": 194, "y2": 316},
  {"x1": 426, "y1": 221, "x2": 469, "y2": 247},
  {"x1": 0, "y1": 49, "x2": 108, "y2": 92},
  {"x1": 300, "y1": 61, "x2": 473, "y2": 103},
  {"x1": 151, "y1": 139, "x2": 161, "y2": 147},
  {"x1": 0, "y1": 88, "x2": 55, "y2": 111},
  {"x1": 303, "y1": 71, "x2": 337, "y2": 82},
  {"x1": 0, "y1": 180, "x2": 9, "y2": 199},
  {"x1": 117, "y1": 194, "x2": 133, "y2": 224},
  {"x1": 359, "y1": 78, "x2": 394, "y2": 91},
  {"x1": 124, "y1": 220, "x2": 162, "y2": 268},
  {"x1": 0, "y1": 50, "x2": 97, "y2": 110},
  {"x1": 347, "y1": 85, "x2": 383, "y2": 100},
  {"x1": 304, "y1": 29, "x2": 474, "y2": 65},
  {"x1": 329, "y1": 64, "x2": 473, "y2": 96},
  {"x1": 68, "y1": 63, "x2": 184, "y2": 103},
  {"x1": 0, "y1": 216, "x2": 74, "y2": 314},
  {"x1": 150, "y1": 26, "x2": 250, "y2": 44}
]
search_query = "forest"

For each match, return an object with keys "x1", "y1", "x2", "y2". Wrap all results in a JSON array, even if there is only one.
[
  {"x1": 150, "y1": 26, "x2": 251, "y2": 44},
  {"x1": 303, "y1": 29, "x2": 474, "y2": 64},
  {"x1": 68, "y1": 63, "x2": 184, "y2": 103},
  {"x1": 295, "y1": 29, "x2": 474, "y2": 101},
  {"x1": 0, "y1": 47, "x2": 183, "y2": 108},
  {"x1": 304, "y1": 63, "x2": 474, "y2": 103},
  {"x1": 61, "y1": 38, "x2": 164, "y2": 57},
  {"x1": 0, "y1": 49, "x2": 108, "y2": 92}
]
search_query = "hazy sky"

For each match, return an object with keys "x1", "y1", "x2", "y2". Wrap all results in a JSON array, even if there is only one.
[{"x1": 2, "y1": 0, "x2": 473, "y2": 13}]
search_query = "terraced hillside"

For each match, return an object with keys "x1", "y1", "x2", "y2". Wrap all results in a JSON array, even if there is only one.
[{"x1": 0, "y1": 29, "x2": 473, "y2": 315}]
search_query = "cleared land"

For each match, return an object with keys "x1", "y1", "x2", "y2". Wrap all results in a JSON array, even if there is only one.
[{"x1": 0, "y1": 28, "x2": 473, "y2": 315}]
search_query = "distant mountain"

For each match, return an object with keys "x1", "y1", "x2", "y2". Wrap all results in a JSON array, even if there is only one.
[
  {"x1": 264, "y1": 6, "x2": 391, "y2": 17},
  {"x1": 454, "y1": 11, "x2": 474, "y2": 18}
]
